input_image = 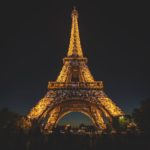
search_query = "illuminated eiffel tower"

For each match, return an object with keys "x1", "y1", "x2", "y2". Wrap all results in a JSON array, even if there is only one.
[{"x1": 27, "y1": 8, "x2": 124, "y2": 133}]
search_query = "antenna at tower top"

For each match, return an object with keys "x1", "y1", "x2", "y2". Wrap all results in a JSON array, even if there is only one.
[
  {"x1": 71, "y1": 6, "x2": 78, "y2": 18},
  {"x1": 73, "y1": 6, "x2": 76, "y2": 10}
]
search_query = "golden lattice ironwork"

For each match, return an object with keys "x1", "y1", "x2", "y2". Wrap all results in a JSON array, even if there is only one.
[
  {"x1": 26, "y1": 8, "x2": 124, "y2": 133},
  {"x1": 67, "y1": 7, "x2": 83, "y2": 57}
]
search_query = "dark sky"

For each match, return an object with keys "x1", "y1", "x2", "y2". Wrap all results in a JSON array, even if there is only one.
[{"x1": 0, "y1": 0, "x2": 150, "y2": 123}]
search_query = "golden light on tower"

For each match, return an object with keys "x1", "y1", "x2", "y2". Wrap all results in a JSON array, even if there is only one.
[
  {"x1": 24, "y1": 8, "x2": 124, "y2": 133},
  {"x1": 67, "y1": 7, "x2": 83, "y2": 57}
]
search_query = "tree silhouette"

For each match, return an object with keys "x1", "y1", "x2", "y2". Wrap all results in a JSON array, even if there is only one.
[{"x1": 132, "y1": 98, "x2": 150, "y2": 134}]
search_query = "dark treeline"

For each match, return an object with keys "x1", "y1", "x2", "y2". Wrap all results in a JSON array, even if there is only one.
[
  {"x1": 0, "y1": 130, "x2": 150, "y2": 150},
  {"x1": 132, "y1": 98, "x2": 150, "y2": 134},
  {"x1": 0, "y1": 98, "x2": 150, "y2": 150}
]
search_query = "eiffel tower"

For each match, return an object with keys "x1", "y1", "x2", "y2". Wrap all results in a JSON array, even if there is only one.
[{"x1": 27, "y1": 8, "x2": 124, "y2": 133}]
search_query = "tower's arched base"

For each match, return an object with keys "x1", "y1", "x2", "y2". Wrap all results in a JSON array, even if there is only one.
[
  {"x1": 36, "y1": 100, "x2": 114, "y2": 133},
  {"x1": 27, "y1": 87, "x2": 124, "y2": 134}
]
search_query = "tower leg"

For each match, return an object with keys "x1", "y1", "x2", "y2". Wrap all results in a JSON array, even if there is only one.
[
  {"x1": 27, "y1": 97, "x2": 53, "y2": 120},
  {"x1": 90, "y1": 106, "x2": 106, "y2": 129},
  {"x1": 98, "y1": 94, "x2": 124, "y2": 117},
  {"x1": 43, "y1": 106, "x2": 61, "y2": 132}
]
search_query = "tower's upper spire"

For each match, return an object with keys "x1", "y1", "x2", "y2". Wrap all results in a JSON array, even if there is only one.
[{"x1": 67, "y1": 7, "x2": 83, "y2": 57}]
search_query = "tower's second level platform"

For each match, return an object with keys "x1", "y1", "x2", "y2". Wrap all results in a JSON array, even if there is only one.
[{"x1": 48, "y1": 81, "x2": 103, "y2": 90}]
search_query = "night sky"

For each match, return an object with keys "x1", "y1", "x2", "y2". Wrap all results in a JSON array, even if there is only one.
[{"x1": 0, "y1": 0, "x2": 150, "y2": 125}]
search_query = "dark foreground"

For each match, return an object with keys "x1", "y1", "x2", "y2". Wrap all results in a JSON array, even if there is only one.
[
  {"x1": 0, "y1": 105, "x2": 150, "y2": 150},
  {"x1": 0, "y1": 131, "x2": 150, "y2": 150}
]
